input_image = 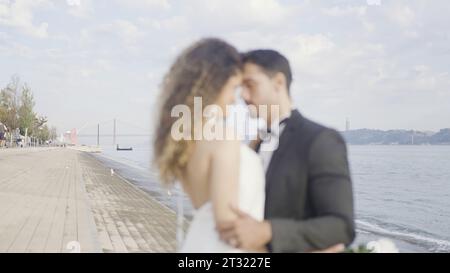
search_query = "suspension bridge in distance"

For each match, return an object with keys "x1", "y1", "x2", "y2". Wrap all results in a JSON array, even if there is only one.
[{"x1": 66, "y1": 118, "x2": 152, "y2": 147}]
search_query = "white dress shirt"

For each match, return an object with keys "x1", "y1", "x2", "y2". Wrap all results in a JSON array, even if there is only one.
[{"x1": 258, "y1": 110, "x2": 293, "y2": 173}]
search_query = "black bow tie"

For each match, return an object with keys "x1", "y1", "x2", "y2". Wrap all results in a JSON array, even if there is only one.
[
  {"x1": 265, "y1": 117, "x2": 289, "y2": 134},
  {"x1": 279, "y1": 117, "x2": 289, "y2": 125}
]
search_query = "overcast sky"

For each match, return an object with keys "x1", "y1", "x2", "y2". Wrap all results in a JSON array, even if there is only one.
[{"x1": 1, "y1": 0, "x2": 449, "y2": 134}]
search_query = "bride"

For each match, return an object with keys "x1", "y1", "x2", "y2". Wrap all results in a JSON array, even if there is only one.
[{"x1": 153, "y1": 38, "x2": 266, "y2": 252}]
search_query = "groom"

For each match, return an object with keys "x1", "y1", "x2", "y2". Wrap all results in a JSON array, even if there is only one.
[{"x1": 217, "y1": 49, "x2": 355, "y2": 252}]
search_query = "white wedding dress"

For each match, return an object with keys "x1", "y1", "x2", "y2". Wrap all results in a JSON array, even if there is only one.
[{"x1": 180, "y1": 144, "x2": 266, "y2": 253}]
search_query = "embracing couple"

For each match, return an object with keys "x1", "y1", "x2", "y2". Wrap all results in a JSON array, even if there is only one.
[{"x1": 153, "y1": 38, "x2": 355, "y2": 253}]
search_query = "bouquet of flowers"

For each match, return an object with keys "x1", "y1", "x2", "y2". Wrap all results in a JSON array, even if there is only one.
[{"x1": 346, "y1": 238, "x2": 399, "y2": 253}]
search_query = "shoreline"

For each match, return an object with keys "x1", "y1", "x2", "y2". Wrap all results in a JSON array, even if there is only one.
[{"x1": 92, "y1": 152, "x2": 195, "y2": 220}]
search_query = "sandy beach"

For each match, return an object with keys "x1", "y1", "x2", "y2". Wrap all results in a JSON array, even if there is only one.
[{"x1": 0, "y1": 147, "x2": 180, "y2": 253}]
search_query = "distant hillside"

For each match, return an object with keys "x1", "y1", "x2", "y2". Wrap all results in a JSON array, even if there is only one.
[{"x1": 341, "y1": 128, "x2": 450, "y2": 145}]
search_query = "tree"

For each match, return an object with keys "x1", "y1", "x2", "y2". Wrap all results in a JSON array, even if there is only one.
[
  {"x1": 0, "y1": 75, "x2": 57, "y2": 142},
  {"x1": 0, "y1": 104, "x2": 6, "y2": 123},
  {"x1": 18, "y1": 83, "x2": 36, "y2": 136},
  {"x1": 0, "y1": 75, "x2": 20, "y2": 131},
  {"x1": 36, "y1": 124, "x2": 50, "y2": 142},
  {"x1": 33, "y1": 116, "x2": 50, "y2": 142},
  {"x1": 50, "y1": 126, "x2": 58, "y2": 141}
]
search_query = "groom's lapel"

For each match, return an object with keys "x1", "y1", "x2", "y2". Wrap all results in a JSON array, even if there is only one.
[{"x1": 265, "y1": 111, "x2": 299, "y2": 194}]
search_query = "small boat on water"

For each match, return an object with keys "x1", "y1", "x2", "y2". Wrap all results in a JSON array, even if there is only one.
[{"x1": 116, "y1": 144, "x2": 133, "y2": 151}]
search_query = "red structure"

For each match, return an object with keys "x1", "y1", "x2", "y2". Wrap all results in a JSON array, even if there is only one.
[{"x1": 64, "y1": 128, "x2": 78, "y2": 145}]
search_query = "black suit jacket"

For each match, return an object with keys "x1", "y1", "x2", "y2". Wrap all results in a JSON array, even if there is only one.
[{"x1": 260, "y1": 110, "x2": 355, "y2": 253}]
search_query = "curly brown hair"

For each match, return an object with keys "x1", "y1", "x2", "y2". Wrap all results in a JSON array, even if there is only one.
[{"x1": 153, "y1": 38, "x2": 242, "y2": 186}]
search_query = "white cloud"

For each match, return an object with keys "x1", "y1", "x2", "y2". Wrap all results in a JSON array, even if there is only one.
[
  {"x1": 290, "y1": 34, "x2": 335, "y2": 58},
  {"x1": 387, "y1": 5, "x2": 416, "y2": 28},
  {"x1": 114, "y1": 0, "x2": 170, "y2": 10},
  {"x1": 114, "y1": 20, "x2": 145, "y2": 45},
  {"x1": 80, "y1": 19, "x2": 145, "y2": 52},
  {"x1": 0, "y1": 0, "x2": 51, "y2": 38},
  {"x1": 66, "y1": 0, "x2": 93, "y2": 18},
  {"x1": 0, "y1": 31, "x2": 32, "y2": 57},
  {"x1": 238, "y1": 0, "x2": 288, "y2": 24},
  {"x1": 323, "y1": 6, "x2": 367, "y2": 17},
  {"x1": 66, "y1": 0, "x2": 81, "y2": 7},
  {"x1": 79, "y1": 59, "x2": 114, "y2": 78},
  {"x1": 138, "y1": 15, "x2": 188, "y2": 32},
  {"x1": 187, "y1": 0, "x2": 291, "y2": 28}
]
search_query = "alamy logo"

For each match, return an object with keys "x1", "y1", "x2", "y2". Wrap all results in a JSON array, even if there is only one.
[
  {"x1": 66, "y1": 241, "x2": 81, "y2": 253},
  {"x1": 170, "y1": 97, "x2": 281, "y2": 152}
]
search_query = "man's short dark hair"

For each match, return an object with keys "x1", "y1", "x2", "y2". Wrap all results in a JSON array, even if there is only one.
[{"x1": 241, "y1": 49, "x2": 293, "y2": 92}]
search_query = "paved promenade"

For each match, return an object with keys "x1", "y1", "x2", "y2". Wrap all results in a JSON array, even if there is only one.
[{"x1": 0, "y1": 147, "x2": 179, "y2": 253}]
